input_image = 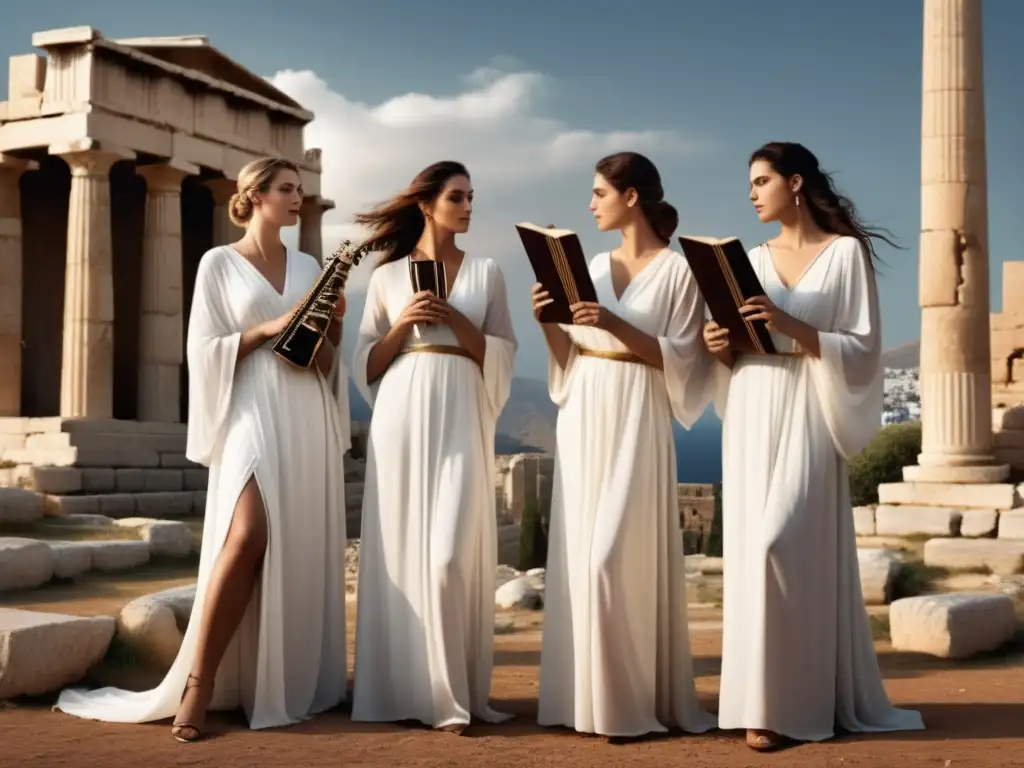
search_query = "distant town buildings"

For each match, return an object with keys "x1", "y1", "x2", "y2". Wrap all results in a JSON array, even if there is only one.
[{"x1": 882, "y1": 367, "x2": 921, "y2": 425}]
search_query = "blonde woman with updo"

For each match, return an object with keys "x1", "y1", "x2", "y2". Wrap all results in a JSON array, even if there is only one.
[{"x1": 55, "y1": 157, "x2": 352, "y2": 741}]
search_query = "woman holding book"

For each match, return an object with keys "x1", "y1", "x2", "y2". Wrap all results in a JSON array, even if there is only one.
[
  {"x1": 702, "y1": 141, "x2": 924, "y2": 751},
  {"x1": 55, "y1": 157, "x2": 352, "y2": 740},
  {"x1": 350, "y1": 160, "x2": 517, "y2": 734},
  {"x1": 533, "y1": 151, "x2": 716, "y2": 739}
]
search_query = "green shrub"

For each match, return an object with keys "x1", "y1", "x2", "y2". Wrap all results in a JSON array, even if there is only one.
[
  {"x1": 847, "y1": 421, "x2": 922, "y2": 506},
  {"x1": 518, "y1": 499, "x2": 549, "y2": 570}
]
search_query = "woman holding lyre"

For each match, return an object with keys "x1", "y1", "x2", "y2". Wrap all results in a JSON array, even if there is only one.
[
  {"x1": 534, "y1": 151, "x2": 716, "y2": 740},
  {"x1": 55, "y1": 158, "x2": 352, "y2": 741},
  {"x1": 350, "y1": 160, "x2": 517, "y2": 734},
  {"x1": 703, "y1": 142, "x2": 924, "y2": 751}
]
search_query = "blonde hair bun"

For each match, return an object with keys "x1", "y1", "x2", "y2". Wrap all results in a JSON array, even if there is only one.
[{"x1": 228, "y1": 192, "x2": 254, "y2": 226}]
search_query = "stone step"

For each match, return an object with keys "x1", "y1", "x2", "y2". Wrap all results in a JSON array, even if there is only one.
[
  {"x1": 923, "y1": 537, "x2": 1024, "y2": 576},
  {"x1": 0, "y1": 488, "x2": 44, "y2": 524},
  {"x1": 878, "y1": 481, "x2": 1020, "y2": 510},
  {"x1": 2, "y1": 465, "x2": 208, "y2": 494},
  {"x1": 40, "y1": 490, "x2": 204, "y2": 518}
]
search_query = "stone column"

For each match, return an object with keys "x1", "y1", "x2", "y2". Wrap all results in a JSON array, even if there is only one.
[
  {"x1": 0, "y1": 155, "x2": 37, "y2": 417},
  {"x1": 908, "y1": 0, "x2": 1007, "y2": 483},
  {"x1": 206, "y1": 177, "x2": 243, "y2": 245},
  {"x1": 299, "y1": 195, "x2": 335, "y2": 265},
  {"x1": 136, "y1": 160, "x2": 199, "y2": 423},
  {"x1": 50, "y1": 141, "x2": 135, "y2": 419}
]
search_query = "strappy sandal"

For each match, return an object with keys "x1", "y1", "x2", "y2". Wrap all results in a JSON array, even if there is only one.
[
  {"x1": 437, "y1": 722, "x2": 468, "y2": 736},
  {"x1": 746, "y1": 729, "x2": 784, "y2": 751},
  {"x1": 171, "y1": 674, "x2": 207, "y2": 743}
]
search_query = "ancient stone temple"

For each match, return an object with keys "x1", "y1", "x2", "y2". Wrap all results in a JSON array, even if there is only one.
[{"x1": 0, "y1": 27, "x2": 334, "y2": 426}]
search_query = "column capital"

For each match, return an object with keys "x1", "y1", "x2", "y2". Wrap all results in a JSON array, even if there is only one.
[
  {"x1": 204, "y1": 177, "x2": 238, "y2": 204},
  {"x1": 137, "y1": 159, "x2": 200, "y2": 192},
  {"x1": 49, "y1": 139, "x2": 135, "y2": 177}
]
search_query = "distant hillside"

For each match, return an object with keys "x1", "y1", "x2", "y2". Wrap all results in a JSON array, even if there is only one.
[{"x1": 882, "y1": 340, "x2": 920, "y2": 369}]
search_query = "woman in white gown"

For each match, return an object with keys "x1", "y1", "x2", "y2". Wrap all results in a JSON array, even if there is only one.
[
  {"x1": 703, "y1": 141, "x2": 925, "y2": 751},
  {"x1": 350, "y1": 161, "x2": 517, "y2": 734},
  {"x1": 55, "y1": 158, "x2": 351, "y2": 741},
  {"x1": 535, "y1": 151, "x2": 717, "y2": 740}
]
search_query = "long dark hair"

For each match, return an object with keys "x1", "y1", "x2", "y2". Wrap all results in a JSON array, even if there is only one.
[
  {"x1": 354, "y1": 160, "x2": 470, "y2": 267},
  {"x1": 595, "y1": 152, "x2": 678, "y2": 244},
  {"x1": 749, "y1": 141, "x2": 897, "y2": 269}
]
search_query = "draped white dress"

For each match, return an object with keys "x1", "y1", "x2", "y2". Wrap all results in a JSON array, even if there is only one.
[
  {"x1": 711, "y1": 236, "x2": 924, "y2": 741},
  {"x1": 350, "y1": 254, "x2": 517, "y2": 729},
  {"x1": 55, "y1": 245, "x2": 351, "y2": 730},
  {"x1": 537, "y1": 249, "x2": 717, "y2": 738}
]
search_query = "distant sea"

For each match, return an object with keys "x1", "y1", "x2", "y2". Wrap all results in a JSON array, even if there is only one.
[{"x1": 673, "y1": 413, "x2": 723, "y2": 484}]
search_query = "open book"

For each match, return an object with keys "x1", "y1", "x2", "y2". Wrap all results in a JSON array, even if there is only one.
[
  {"x1": 677, "y1": 235, "x2": 778, "y2": 355},
  {"x1": 515, "y1": 222, "x2": 598, "y2": 324}
]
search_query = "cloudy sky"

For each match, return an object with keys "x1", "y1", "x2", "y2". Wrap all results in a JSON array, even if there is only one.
[{"x1": 3, "y1": 0, "x2": 1022, "y2": 379}]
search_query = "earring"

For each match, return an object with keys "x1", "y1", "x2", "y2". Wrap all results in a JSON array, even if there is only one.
[{"x1": 795, "y1": 196, "x2": 801, "y2": 208}]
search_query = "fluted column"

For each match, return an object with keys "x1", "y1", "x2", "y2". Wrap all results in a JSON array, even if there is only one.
[
  {"x1": 206, "y1": 177, "x2": 243, "y2": 245},
  {"x1": 136, "y1": 160, "x2": 198, "y2": 422},
  {"x1": 50, "y1": 141, "x2": 135, "y2": 419},
  {"x1": 299, "y1": 195, "x2": 335, "y2": 265},
  {"x1": 908, "y1": 0, "x2": 1006, "y2": 483},
  {"x1": 0, "y1": 155, "x2": 37, "y2": 417}
]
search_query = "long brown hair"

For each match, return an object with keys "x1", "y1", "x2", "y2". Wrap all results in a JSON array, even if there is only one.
[
  {"x1": 354, "y1": 161, "x2": 470, "y2": 267},
  {"x1": 749, "y1": 142, "x2": 897, "y2": 270},
  {"x1": 594, "y1": 151, "x2": 678, "y2": 244}
]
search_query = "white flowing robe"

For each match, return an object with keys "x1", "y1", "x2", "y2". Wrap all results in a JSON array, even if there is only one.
[
  {"x1": 350, "y1": 255, "x2": 517, "y2": 729},
  {"x1": 537, "y1": 249, "x2": 717, "y2": 738},
  {"x1": 55, "y1": 245, "x2": 351, "y2": 730},
  {"x1": 712, "y1": 236, "x2": 924, "y2": 741}
]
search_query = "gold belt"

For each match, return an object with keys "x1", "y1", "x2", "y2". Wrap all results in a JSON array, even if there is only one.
[
  {"x1": 397, "y1": 343, "x2": 474, "y2": 361},
  {"x1": 576, "y1": 345, "x2": 650, "y2": 366}
]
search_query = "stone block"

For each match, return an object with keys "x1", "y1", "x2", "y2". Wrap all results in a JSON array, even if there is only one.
[
  {"x1": 0, "y1": 418, "x2": 29, "y2": 434},
  {"x1": 94, "y1": 494, "x2": 137, "y2": 518},
  {"x1": 23, "y1": 466, "x2": 81, "y2": 494},
  {"x1": 960, "y1": 509, "x2": 999, "y2": 537},
  {"x1": 0, "y1": 608, "x2": 115, "y2": 699},
  {"x1": 889, "y1": 593, "x2": 1017, "y2": 659},
  {"x1": 183, "y1": 468, "x2": 207, "y2": 491},
  {"x1": 47, "y1": 541, "x2": 94, "y2": 579},
  {"x1": 852, "y1": 506, "x2": 876, "y2": 537},
  {"x1": 0, "y1": 538, "x2": 54, "y2": 590},
  {"x1": 141, "y1": 469, "x2": 183, "y2": 492},
  {"x1": 878, "y1": 482, "x2": 1018, "y2": 510},
  {"x1": 114, "y1": 469, "x2": 146, "y2": 492},
  {"x1": 43, "y1": 494, "x2": 99, "y2": 516},
  {"x1": 858, "y1": 548, "x2": 903, "y2": 605},
  {"x1": 997, "y1": 510, "x2": 1024, "y2": 539},
  {"x1": 88, "y1": 541, "x2": 150, "y2": 572},
  {"x1": 191, "y1": 490, "x2": 206, "y2": 514},
  {"x1": 923, "y1": 538, "x2": 1024, "y2": 576},
  {"x1": 0, "y1": 488, "x2": 44, "y2": 523},
  {"x1": 81, "y1": 468, "x2": 116, "y2": 493},
  {"x1": 994, "y1": 406, "x2": 1024, "y2": 431},
  {"x1": 158, "y1": 453, "x2": 196, "y2": 468},
  {"x1": 994, "y1": 430, "x2": 1024, "y2": 449},
  {"x1": 116, "y1": 584, "x2": 196, "y2": 670},
  {"x1": 134, "y1": 491, "x2": 194, "y2": 518},
  {"x1": 902, "y1": 464, "x2": 1010, "y2": 483},
  {"x1": 114, "y1": 518, "x2": 193, "y2": 558},
  {"x1": 874, "y1": 505, "x2": 961, "y2": 537}
]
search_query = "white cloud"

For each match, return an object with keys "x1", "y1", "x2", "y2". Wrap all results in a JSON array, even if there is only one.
[{"x1": 269, "y1": 60, "x2": 710, "y2": 288}]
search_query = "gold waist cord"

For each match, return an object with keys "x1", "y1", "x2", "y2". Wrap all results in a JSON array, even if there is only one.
[
  {"x1": 396, "y1": 343, "x2": 475, "y2": 361},
  {"x1": 576, "y1": 345, "x2": 651, "y2": 366}
]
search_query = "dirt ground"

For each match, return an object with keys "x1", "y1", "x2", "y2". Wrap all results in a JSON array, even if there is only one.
[{"x1": 3, "y1": 579, "x2": 1024, "y2": 768}]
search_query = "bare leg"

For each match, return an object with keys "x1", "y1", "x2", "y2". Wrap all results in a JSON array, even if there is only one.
[{"x1": 172, "y1": 477, "x2": 269, "y2": 742}]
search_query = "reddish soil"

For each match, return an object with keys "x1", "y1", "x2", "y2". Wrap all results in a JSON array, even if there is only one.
[{"x1": 2, "y1": 598, "x2": 1023, "y2": 768}]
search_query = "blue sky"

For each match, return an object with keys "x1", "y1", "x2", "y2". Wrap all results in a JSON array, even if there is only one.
[{"x1": 3, "y1": 1, "x2": 1022, "y2": 380}]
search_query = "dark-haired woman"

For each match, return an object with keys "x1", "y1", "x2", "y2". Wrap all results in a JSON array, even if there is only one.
[
  {"x1": 703, "y1": 142, "x2": 924, "y2": 751},
  {"x1": 349, "y1": 161, "x2": 517, "y2": 733},
  {"x1": 535, "y1": 152, "x2": 716, "y2": 739}
]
